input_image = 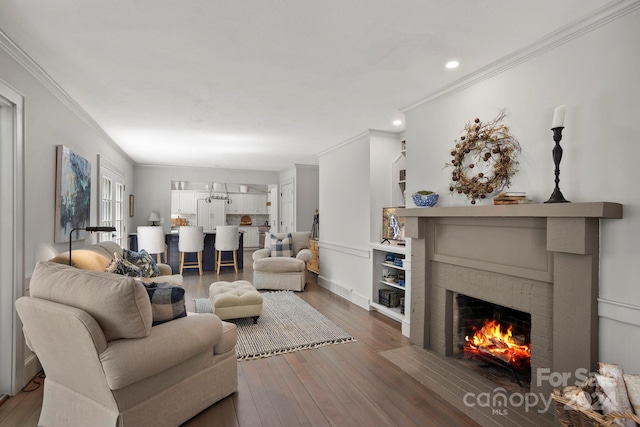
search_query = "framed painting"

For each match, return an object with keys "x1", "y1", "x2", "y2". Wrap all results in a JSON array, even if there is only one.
[
  {"x1": 382, "y1": 207, "x2": 405, "y2": 242},
  {"x1": 55, "y1": 145, "x2": 91, "y2": 243}
]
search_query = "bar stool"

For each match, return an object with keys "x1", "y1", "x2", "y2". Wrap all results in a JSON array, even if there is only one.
[
  {"x1": 179, "y1": 226, "x2": 205, "y2": 275},
  {"x1": 137, "y1": 226, "x2": 167, "y2": 263},
  {"x1": 215, "y1": 225, "x2": 239, "y2": 274}
]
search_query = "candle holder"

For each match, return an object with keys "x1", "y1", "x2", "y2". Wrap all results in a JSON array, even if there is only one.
[{"x1": 544, "y1": 126, "x2": 570, "y2": 203}]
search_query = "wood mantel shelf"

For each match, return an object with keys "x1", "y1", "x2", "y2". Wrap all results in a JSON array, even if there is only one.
[{"x1": 398, "y1": 201, "x2": 622, "y2": 219}]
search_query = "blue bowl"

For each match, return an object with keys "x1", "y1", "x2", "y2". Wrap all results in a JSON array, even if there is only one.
[{"x1": 412, "y1": 193, "x2": 439, "y2": 207}]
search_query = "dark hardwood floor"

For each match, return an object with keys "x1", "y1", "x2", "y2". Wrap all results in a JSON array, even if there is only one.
[{"x1": 0, "y1": 250, "x2": 480, "y2": 427}]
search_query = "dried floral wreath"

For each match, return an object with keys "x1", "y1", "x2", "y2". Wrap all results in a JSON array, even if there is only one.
[{"x1": 446, "y1": 109, "x2": 521, "y2": 204}]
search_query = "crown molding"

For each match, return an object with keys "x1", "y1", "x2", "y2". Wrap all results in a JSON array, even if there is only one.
[
  {"x1": 0, "y1": 29, "x2": 134, "y2": 163},
  {"x1": 402, "y1": 0, "x2": 640, "y2": 113}
]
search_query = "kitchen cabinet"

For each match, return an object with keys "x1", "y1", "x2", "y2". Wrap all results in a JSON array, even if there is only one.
[
  {"x1": 171, "y1": 190, "x2": 196, "y2": 214},
  {"x1": 370, "y1": 242, "x2": 411, "y2": 337},
  {"x1": 197, "y1": 199, "x2": 226, "y2": 231},
  {"x1": 227, "y1": 194, "x2": 268, "y2": 214},
  {"x1": 239, "y1": 226, "x2": 259, "y2": 247}
]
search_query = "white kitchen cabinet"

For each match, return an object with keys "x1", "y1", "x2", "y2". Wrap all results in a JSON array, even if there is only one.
[
  {"x1": 196, "y1": 199, "x2": 226, "y2": 231},
  {"x1": 171, "y1": 190, "x2": 196, "y2": 214},
  {"x1": 227, "y1": 194, "x2": 268, "y2": 214},
  {"x1": 239, "y1": 226, "x2": 259, "y2": 247}
]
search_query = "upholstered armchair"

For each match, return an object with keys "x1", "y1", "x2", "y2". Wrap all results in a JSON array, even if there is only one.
[
  {"x1": 252, "y1": 231, "x2": 312, "y2": 291},
  {"x1": 16, "y1": 261, "x2": 238, "y2": 427}
]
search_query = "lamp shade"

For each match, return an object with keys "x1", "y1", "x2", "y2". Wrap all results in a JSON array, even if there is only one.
[{"x1": 148, "y1": 212, "x2": 160, "y2": 222}]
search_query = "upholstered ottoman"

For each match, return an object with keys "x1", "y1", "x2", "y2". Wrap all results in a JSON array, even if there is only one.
[{"x1": 209, "y1": 280, "x2": 263, "y2": 324}]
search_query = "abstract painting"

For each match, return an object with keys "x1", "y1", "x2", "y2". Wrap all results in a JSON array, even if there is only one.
[{"x1": 55, "y1": 145, "x2": 91, "y2": 243}]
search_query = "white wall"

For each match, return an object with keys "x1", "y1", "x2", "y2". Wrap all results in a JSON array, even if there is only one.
[
  {"x1": 133, "y1": 164, "x2": 278, "y2": 232},
  {"x1": 403, "y1": 7, "x2": 640, "y2": 371},
  {"x1": 369, "y1": 131, "x2": 401, "y2": 243},
  {"x1": 0, "y1": 42, "x2": 135, "y2": 391},
  {"x1": 294, "y1": 164, "x2": 319, "y2": 233},
  {"x1": 318, "y1": 134, "x2": 373, "y2": 308}
]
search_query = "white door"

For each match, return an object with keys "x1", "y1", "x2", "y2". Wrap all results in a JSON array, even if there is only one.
[
  {"x1": 269, "y1": 184, "x2": 278, "y2": 232},
  {"x1": 280, "y1": 181, "x2": 294, "y2": 233},
  {"x1": 99, "y1": 157, "x2": 126, "y2": 247},
  {"x1": 0, "y1": 82, "x2": 25, "y2": 395}
]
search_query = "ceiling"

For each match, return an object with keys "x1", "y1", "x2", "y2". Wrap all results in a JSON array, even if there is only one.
[{"x1": 0, "y1": 0, "x2": 609, "y2": 171}]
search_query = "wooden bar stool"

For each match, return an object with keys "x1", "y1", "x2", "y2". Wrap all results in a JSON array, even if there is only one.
[
  {"x1": 179, "y1": 226, "x2": 205, "y2": 275},
  {"x1": 215, "y1": 225, "x2": 239, "y2": 274}
]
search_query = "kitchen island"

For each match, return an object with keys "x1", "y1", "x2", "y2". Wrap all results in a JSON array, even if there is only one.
[{"x1": 129, "y1": 231, "x2": 244, "y2": 273}]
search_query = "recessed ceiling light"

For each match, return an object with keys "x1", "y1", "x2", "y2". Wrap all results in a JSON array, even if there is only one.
[
  {"x1": 446, "y1": 60, "x2": 460, "y2": 69},
  {"x1": 393, "y1": 119, "x2": 403, "y2": 126}
]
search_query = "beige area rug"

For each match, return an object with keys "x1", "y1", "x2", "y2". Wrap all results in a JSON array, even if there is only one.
[{"x1": 195, "y1": 291, "x2": 355, "y2": 360}]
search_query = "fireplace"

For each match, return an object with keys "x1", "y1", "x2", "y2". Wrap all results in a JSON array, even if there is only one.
[
  {"x1": 399, "y1": 203, "x2": 623, "y2": 406},
  {"x1": 454, "y1": 293, "x2": 532, "y2": 390}
]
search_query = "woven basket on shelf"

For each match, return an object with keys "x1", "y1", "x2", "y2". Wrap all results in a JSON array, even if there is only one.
[{"x1": 553, "y1": 390, "x2": 640, "y2": 427}]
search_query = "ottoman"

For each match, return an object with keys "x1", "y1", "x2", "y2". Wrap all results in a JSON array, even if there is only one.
[{"x1": 209, "y1": 280, "x2": 263, "y2": 324}]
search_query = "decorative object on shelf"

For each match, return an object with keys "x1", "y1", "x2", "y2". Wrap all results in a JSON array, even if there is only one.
[
  {"x1": 148, "y1": 211, "x2": 160, "y2": 226},
  {"x1": 180, "y1": 181, "x2": 185, "y2": 190},
  {"x1": 379, "y1": 289, "x2": 400, "y2": 308},
  {"x1": 493, "y1": 192, "x2": 532, "y2": 205},
  {"x1": 55, "y1": 145, "x2": 92, "y2": 243},
  {"x1": 446, "y1": 109, "x2": 521, "y2": 205},
  {"x1": 412, "y1": 190, "x2": 439, "y2": 207},
  {"x1": 311, "y1": 208, "x2": 319, "y2": 239},
  {"x1": 545, "y1": 105, "x2": 570, "y2": 203},
  {"x1": 381, "y1": 207, "x2": 405, "y2": 243}
]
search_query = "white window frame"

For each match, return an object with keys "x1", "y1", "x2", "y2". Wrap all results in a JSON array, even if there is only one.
[{"x1": 98, "y1": 155, "x2": 126, "y2": 246}]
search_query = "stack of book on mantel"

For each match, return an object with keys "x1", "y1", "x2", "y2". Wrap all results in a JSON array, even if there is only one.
[{"x1": 493, "y1": 192, "x2": 532, "y2": 205}]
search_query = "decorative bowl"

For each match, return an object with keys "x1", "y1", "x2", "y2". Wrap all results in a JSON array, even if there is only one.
[{"x1": 412, "y1": 192, "x2": 439, "y2": 207}]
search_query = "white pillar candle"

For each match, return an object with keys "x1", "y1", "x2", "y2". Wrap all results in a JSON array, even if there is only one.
[{"x1": 552, "y1": 105, "x2": 566, "y2": 128}]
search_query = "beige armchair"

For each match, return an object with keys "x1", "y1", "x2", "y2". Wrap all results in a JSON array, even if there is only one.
[
  {"x1": 16, "y1": 261, "x2": 238, "y2": 427},
  {"x1": 252, "y1": 231, "x2": 313, "y2": 291}
]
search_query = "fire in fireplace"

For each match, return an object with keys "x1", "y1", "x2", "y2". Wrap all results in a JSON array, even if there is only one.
[{"x1": 454, "y1": 294, "x2": 532, "y2": 389}]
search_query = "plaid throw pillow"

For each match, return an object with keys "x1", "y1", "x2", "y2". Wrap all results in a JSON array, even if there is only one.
[
  {"x1": 105, "y1": 252, "x2": 143, "y2": 277},
  {"x1": 123, "y1": 248, "x2": 160, "y2": 277},
  {"x1": 270, "y1": 233, "x2": 293, "y2": 257},
  {"x1": 142, "y1": 282, "x2": 187, "y2": 326}
]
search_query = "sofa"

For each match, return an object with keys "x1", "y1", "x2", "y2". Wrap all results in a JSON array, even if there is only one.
[
  {"x1": 16, "y1": 261, "x2": 238, "y2": 427},
  {"x1": 252, "y1": 231, "x2": 313, "y2": 291},
  {"x1": 49, "y1": 240, "x2": 183, "y2": 286}
]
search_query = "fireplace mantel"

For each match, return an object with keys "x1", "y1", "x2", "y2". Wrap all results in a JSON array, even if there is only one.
[
  {"x1": 398, "y1": 201, "x2": 622, "y2": 219},
  {"x1": 398, "y1": 201, "x2": 623, "y2": 396}
]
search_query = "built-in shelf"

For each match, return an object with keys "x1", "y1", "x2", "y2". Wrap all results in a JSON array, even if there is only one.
[{"x1": 370, "y1": 302, "x2": 404, "y2": 322}]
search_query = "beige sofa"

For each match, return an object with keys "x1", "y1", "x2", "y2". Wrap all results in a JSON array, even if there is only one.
[
  {"x1": 252, "y1": 231, "x2": 313, "y2": 291},
  {"x1": 16, "y1": 261, "x2": 238, "y2": 427},
  {"x1": 49, "y1": 240, "x2": 183, "y2": 285}
]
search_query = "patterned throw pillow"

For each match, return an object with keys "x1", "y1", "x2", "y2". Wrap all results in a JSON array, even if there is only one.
[
  {"x1": 270, "y1": 233, "x2": 294, "y2": 257},
  {"x1": 123, "y1": 249, "x2": 161, "y2": 277},
  {"x1": 142, "y1": 282, "x2": 187, "y2": 326},
  {"x1": 105, "y1": 252, "x2": 143, "y2": 277}
]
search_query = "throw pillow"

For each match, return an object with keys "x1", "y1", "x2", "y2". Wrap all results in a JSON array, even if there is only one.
[
  {"x1": 142, "y1": 282, "x2": 187, "y2": 326},
  {"x1": 123, "y1": 248, "x2": 161, "y2": 277},
  {"x1": 105, "y1": 252, "x2": 143, "y2": 277},
  {"x1": 270, "y1": 233, "x2": 294, "y2": 257}
]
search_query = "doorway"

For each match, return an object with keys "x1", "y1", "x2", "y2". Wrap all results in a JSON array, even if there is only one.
[
  {"x1": 0, "y1": 80, "x2": 25, "y2": 396},
  {"x1": 280, "y1": 180, "x2": 294, "y2": 233}
]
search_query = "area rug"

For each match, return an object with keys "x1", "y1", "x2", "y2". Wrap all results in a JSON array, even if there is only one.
[{"x1": 194, "y1": 291, "x2": 355, "y2": 360}]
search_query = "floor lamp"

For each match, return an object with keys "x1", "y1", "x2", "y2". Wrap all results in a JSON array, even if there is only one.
[{"x1": 68, "y1": 226, "x2": 116, "y2": 266}]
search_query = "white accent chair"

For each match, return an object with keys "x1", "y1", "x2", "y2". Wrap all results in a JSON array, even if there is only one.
[
  {"x1": 16, "y1": 261, "x2": 238, "y2": 427},
  {"x1": 137, "y1": 226, "x2": 167, "y2": 263},
  {"x1": 252, "y1": 231, "x2": 312, "y2": 291},
  {"x1": 215, "y1": 225, "x2": 239, "y2": 274},
  {"x1": 179, "y1": 226, "x2": 205, "y2": 275}
]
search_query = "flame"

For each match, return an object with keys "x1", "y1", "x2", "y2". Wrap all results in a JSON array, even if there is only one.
[{"x1": 464, "y1": 319, "x2": 531, "y2": 369}]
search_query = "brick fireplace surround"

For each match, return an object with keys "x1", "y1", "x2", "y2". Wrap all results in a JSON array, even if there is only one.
[{"x1": 394, "y1": 202, "x2": 622, "y2": 426}]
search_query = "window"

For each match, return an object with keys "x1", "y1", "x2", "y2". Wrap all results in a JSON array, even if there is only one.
[{"x1": 98, "y1": 156, "x2": 126, "y2": 246}]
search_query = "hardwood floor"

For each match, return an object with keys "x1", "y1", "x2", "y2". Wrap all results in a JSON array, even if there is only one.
[{"x1": 0, "y1": 250, "x2": 480, "y2": 427}]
